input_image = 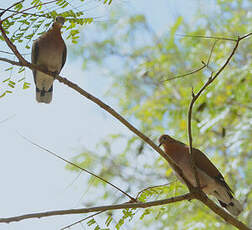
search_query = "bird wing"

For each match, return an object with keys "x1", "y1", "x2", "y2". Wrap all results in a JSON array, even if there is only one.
[
  {"x1": 192, "y1": 147, "x2": 233, "y2": 195},
  {"x1": 61, "y1": 43, "x2": 67, "y2": 70},
  {"x1": 31, "y1": 40, "x2": 39, "y2": 83}
]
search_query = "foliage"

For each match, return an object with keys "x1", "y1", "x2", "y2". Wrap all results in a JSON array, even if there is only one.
[{"x1": 69, "y1": 0, "x2": 252, "y2": 229}]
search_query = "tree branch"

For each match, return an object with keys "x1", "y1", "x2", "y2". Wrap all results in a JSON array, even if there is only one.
[
  {"x1": 161, "y1": 39, "x2": 216, "y2": 82},
  {"x1": 161, "y1": 62, "x2": 207, "y2": 82},
  {"x1": 187, "y1": 33, "x2": 251, "y2": 190},
  {"x1": 0, "y1": 8, "x2": 46, "y2": 18},
  {"x1": 0, "y1": 0, "x2": 24, "y2": 17},
  {"x1": 0, "y1": 57, "x2": 21, "y2": 65},
  {"x1": 0, "y1": 0, "x2": 57, "y2": 22},
  {"x1": 176, "y1": 34, "x2": 237, "y2": 42},
  {"x1": 198, "y1": 194, "x2": 251, "y2": 230},
  {"x1": 0, "y1": 193, "x2": 194, "y2": 223}
]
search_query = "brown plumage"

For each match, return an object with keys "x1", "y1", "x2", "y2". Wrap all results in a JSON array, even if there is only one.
[
  {"x1": 31, "y1": 16, "x2": 67, "y2": 103},
  {"x1": 159, "y1": 134, "x2": 243, "y2": 216}
]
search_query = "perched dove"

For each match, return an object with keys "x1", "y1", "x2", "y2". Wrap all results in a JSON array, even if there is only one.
[
  {"x1": 159, "y1": 134, "x2": 243, "y2": 216},
  {"x1": 31, "y1": 16, "x2": 67, "y2": 103}
]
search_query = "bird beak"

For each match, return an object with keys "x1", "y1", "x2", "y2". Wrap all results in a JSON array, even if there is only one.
[{"x1": 158, "y1": 142, "x2": 162, "y2": 148}]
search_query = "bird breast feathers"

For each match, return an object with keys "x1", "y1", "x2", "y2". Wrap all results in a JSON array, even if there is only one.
[{"x1": 36, "y1": 39, "x2": 65, "y2": 72}]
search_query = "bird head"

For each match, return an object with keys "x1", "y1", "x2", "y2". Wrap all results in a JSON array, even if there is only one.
[
  {"x1": 158, "y1": 134, "x2": 173, "y2": 147},
  {"x1": 54, "y1": 16, "x2": 65, "y2": 27}
]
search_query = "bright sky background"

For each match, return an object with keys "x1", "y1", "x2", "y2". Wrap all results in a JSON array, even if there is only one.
[{"x1": 0, "y1": 0, "x2": 216, "y2": 229}]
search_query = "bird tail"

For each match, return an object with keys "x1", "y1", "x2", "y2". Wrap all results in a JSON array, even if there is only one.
[
  {"x1": 36, "y1": 86, "x2": 53, "y2": 104},
  {"x1": 218, "y1": 198, "x2": 243, "y2": 216}
]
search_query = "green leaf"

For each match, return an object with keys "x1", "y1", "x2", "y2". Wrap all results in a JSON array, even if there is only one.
[
  {"x1": 2, "y1": 77, "x2": 11, "y2": 83},
  {"x1": 4, "y1": 67, "x2": 13, "y2": 71},
  {"x1": 87, "y1": 218, "x2": 96, "y2": 226},
  {"x1": 105, "y1": 215, "x2": 112, "y2": 227}
]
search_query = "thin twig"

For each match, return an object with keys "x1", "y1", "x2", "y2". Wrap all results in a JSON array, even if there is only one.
[
  {"x1": 0, "y1": 50, "x2": 16, "y2": 55},
  {"x1": 162, "y1": 39, "x2": 217, "y2": 82},
  {"x1": 176, "y1": 34, "x2": 237, "y2": 42},
  {"x1": 61, "y1": 211, "x2": 105, "y2": 230},
  {"x1": 0, "y1": 57, "x2": 21, "y2": 65},
  {"x1": 240, "y1": 32, "x2": 252, "y2": 40},
  {"x1": 1, "y1": 0, "x2": 57, "y2": 22},
  {"x1": 0, "y1": 51, "x2": 30, "y2": 56},
  {"x1": 0, "y1": 8, "x2": 46, "y2": 18},
  {"x1": 19, "y1": 134, "x2": 136, "y2": 202},
  {"x1": 207, "y1": 40, "x2": 217, "y2": 66},
  {"x1": 0, "y1": 0, "x2": 24, "y2": 17},
  {"x1": 0, "y1": 114, "x2": 16, "y2": 124},
  {"x1": 161, "y1": 63, "x2": 207, "y2": 82},
  {"x1": 136, "y1": 182, "x2": 175, "y2": 200},
  {"x1": 186, "y1": 41, "x2": 217, "y2": 188}
]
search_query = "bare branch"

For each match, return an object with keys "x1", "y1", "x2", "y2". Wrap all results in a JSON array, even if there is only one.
[
  {"x1": 160, "y1": 40, "x2": 217, "y2": 82},
  {"x1": 0, "y1": 57, "x2": 21, "y2": 65},
  {"x1": 0, "y1": 51, "x2": 31, "y2": 57},
  {"x1": 0, "y1": 193, "x2": 194, "y2": 223},
  {"x1": 207, "y1": 40, "x2": 217, "y2": 66},
  {"x1": 161, "y1": 62, "x2": 207, "y2": 82},
  {"x1": 161, "y1": 38, "x2": 217, "y2": 82},
  {"x1": 0, "y1": 50, "x2": 16, "y2": 55},
  {"x1": 176, "y1": 34, "x2": 237, "y2": 42},
  {"x1": 0, "y1": 114, "x2": 15, "y2": 124},
  {"x1": 187, "y1": 35, "x2": 252, "y2": 190},
  {"x1": 240, "y1": 32, "x2": 252, "y2": 40}
]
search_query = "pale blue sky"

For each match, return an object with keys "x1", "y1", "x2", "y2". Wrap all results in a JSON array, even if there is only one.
[{"x1": 0, "y1": 0, "x2": 214, "y2": 229}]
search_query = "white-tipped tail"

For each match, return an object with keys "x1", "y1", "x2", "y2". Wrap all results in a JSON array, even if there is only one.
[
  {"x1": 219, "y1": 198, "x2": 243, "y2": 216},
  {"x1": 225, "y1": 198, "x2": 243, "y2": 216},
  {"x1": 36, "y1": 87, "x2": 53, "y2": 104}
]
